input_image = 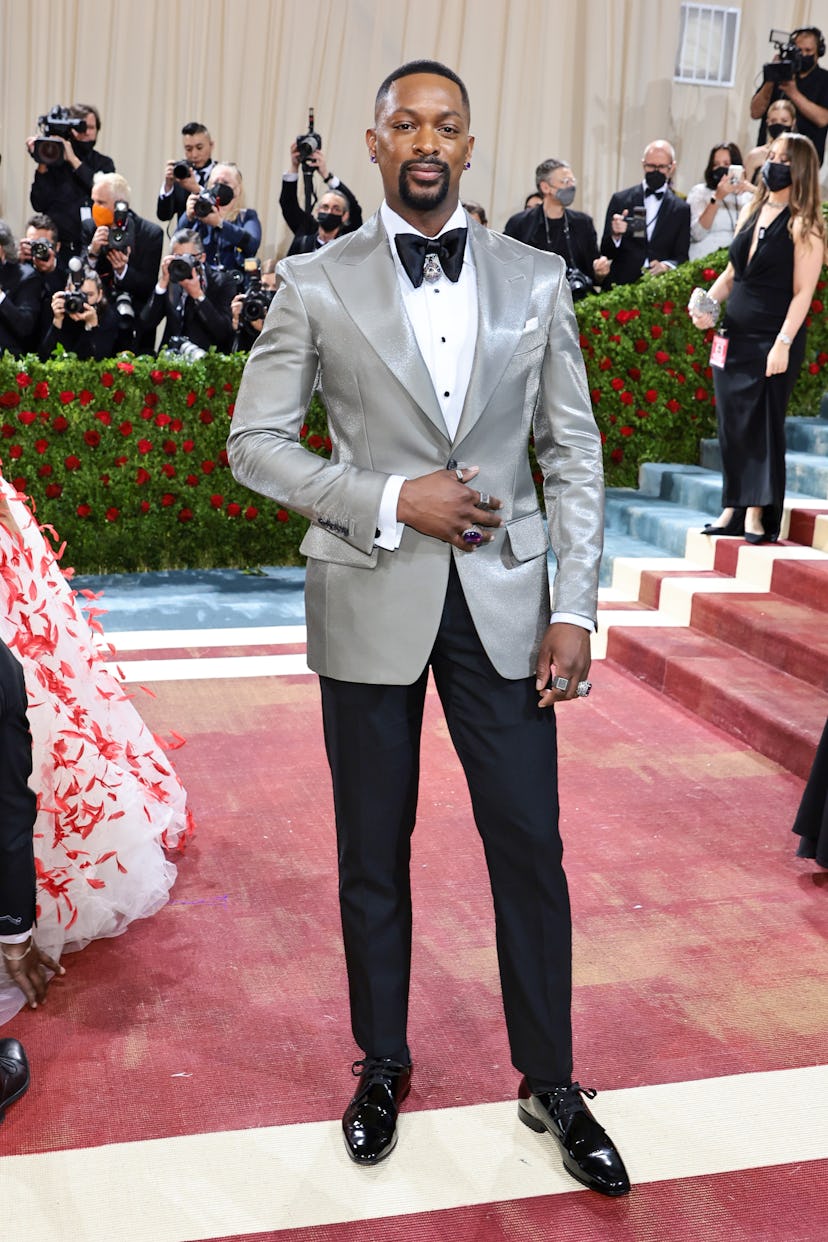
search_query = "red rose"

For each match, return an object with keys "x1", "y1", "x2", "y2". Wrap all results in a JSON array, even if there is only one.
[
  {"x1": 135, "y1": 468, "x2": 151, "y2": 486},
  {"x1": 119, "y1": 421, "x2": 133, "y2": 436},
  {"x1": 695, "y1": 387, "x2": 707, "y2": 401},
  {"x1": 217, "y1": 449, "x2": 229, "y2": 466},
  {"x1": 116, "y1": 361, "x2": 134, "y2": 374},
  {"x1": 182, "y1": 439, "x2": 195, "y2": 452},
  {"x1": 170, "y1": 418, "x2": 183, "y2": 432},
  {"x1": 666, "y1": 398, "x2": 681, "y2": 413},
  {"x1": 100, "y1": 474, "x2": 110, "y2": 486},
  {"x1": 114, "y1": 455, "x2": 128, "y2": 467},
  {"x1": 650, "y1": 325, "x2": 663, "y2": 339},
  {"x1": 150, "y1": 369, "x2": 165, "y2": 384},
  {"x1": 636, "y1": 409, "x2": 649, "y2": 419},
  {"x1": 199, "y1": 410, "x2": 214, "y2": 425},
  {"x1": 186, "y1": 391, "x2": 197, "y2": 407},
  {"x1": 58, "y1": 391, "x2": 74, "y2": 405},
  {"x1": 209, "y1": 493, "x2": 224, "y2": 508},
  {"x1": 809, "y1": 362, "x2": 820, "y2": 374},
  {"x1": 65, "y1": 455, "x2": 81, "y2": 470},
  {"x1": 161, "y1": 493, "x2": 175, "y2": 507},
  {"x1": 16, "y1": 373, "x2": 31, "y2": 388},
  {"x1": 599, "y1": 357, "x2": 612, "y2": 371},
  {"x1": 620, "y1": 391, "x2": 634, "y2": 405},
  {"x1": 609, "y1": 414, "x2": 617, "y2": 424},
  {"x1": 620, "y1": 426, "x2": 634, "y2": 437},
  {"x1": 78, "y1": 389, "x2": 94, "y2": 406},
  {"x1": 610, "y1": 448, "x2": 624, "y2": 463},
  {"x1": 84, "y1": 429, "x2": 101, "y2": 447},
  {"x1": 51, "y1": 415, "x2": 67, "y2": 433},
  {"x1": 112, "y1": 390, "x2": 125, "y2": 404},
  {"x1": 610, "y1": 377, "x2": 624, "y2": 391},
  {"x1": 186, "y1": 474, "x2": 198, "y2": 486},
  {"x1": 277, "y1": 508, "x2": 290, "y2": 523},
  {"x1": 627, "y1": 366, "x2": 641, "y2": 381},
  {"x1": 45, "y1": 483, "x2": 62, "y2": 499},
  {"x1": 161, "y1": 463, "x2": 176, "y2": 478},
  {"x1": 34, "y1": 381, "x2": 49, "y2": 399},
  {"x1": 11, "y1": 476, "x2": 26, "y2": 492},
  {"x1": 201, "y1": 460, "x2": 215, "y2": 474},
  {"x1": 178, "y1": 508, "x2": 194, "y2": 522},
  {"x1": 223, "y1": 381, "x2": 233, "y2": 392},
  {"x1": 579, "y1": 333, "x2": 589, "y2": 348},
  {"x1": 0, "y1": 424, "x2": 12, "y2": 438},
  {"x1": 38, "y1": 464, "x2": 52, "y2": 477},
  {"x1": 204, "y1": 385, "x2": 215, "y2": 398},
  {"x1": 608, "y1": 334, "x2": 621, "y2": 343},
  {"x1": 244, "y1": 506, "x2": 258, "y2": 520},
  {"x1": 18, "y1": 410, "x2": 36, "y2": 425},
  {"x1": 9, "y1": 445, "x2": 22, "y2": 460},
  {"x1": 615, "y1": 309, "x2": 631, "y2": 324},
  {"x1": 299, "y1": 424, "x2": 308, "y2": 438},
  {"x1": 77, "y1": 504, "x2": 92, "y2": 518},
  {"x1": 0, "y1": 392, "x2": 20, "y2": 408},
  {"x1": 227, "y1": 402, "x2": 235, "y2": 418},
  {"x1": 600, "y1": 309, "x2": 610, "y2": 319},
  {"x1": 95, "y1": 410, "x2": 112, "y2": 425},
  {"x1": 100, "y1": 373, "x2": 114, "y2": 388},
  {"x1": 226, "y1": 502, "x2": 241, "y2": 517},
  {"x1": 167, "y1": 370, "x2": 182, "y2": 381},
  {"x1": 590, "y1": 389, "x2": 601, "y2": 404},
  {"x1": 644, "y1": 389, "x2": 658, "y2": 403},
  {"x1": 34, "y1": 438, "x2": 49, "y2": 453},
  {"x1": 140, "y1": 500, "x2": 151, "y2": 513},
  {"x1": 702, "y1": 268, "x2": 718, "y2": 281},
  {"x1": 138, "y1": 439, "x2": 153, "y2": 454},
  {"x1": 655, "y1": 350, "x2": 670, "y2": 364},
  {"x1": 105, "y1": 507, "x2": 120, "y2": 521},
  {"x1": 818, "y1": 353, "x2": 828, "y2": 365},
  {"x1": 634, "y1": 339, "x2": 648, "y2": 354},
  {"x1": 155, "y1": 412, "x2": 171, "y2": 426},
  {"x1": 600, "y1": 431, "x2": 607, "y2": 444},
  {"x1": 308, "y1": 434, "x2": 324, "y2": 448},
  {"x1": 163, "y1": 439, "x2": 177, "y2": 455},
  {"x1": 140, "y1": 406, "x2": 154, "y2": 421},
  {"x1": 685, "y1": 343, "x2": 696, "y2": 355},
  {"x1": 661, "y1": 301, "x2": 675, "y2": 314}
]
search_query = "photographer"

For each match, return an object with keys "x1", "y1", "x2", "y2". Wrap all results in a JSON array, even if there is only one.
[
  {"x1": 141, "y1": 229, "x2": 235, "y2": 354},
  {"x1": 18, "y1": 214, "x2": 67, "y2": 347},
  {"x1": 0, "y1": 221, "x2": 40, "y2": 358},
  {"x1": 28, "y1": 104, "x2": 115, "y2": 252},
  {"x1": 40, "y1": 267, "x2": 118, "y2": 361},
  {"x1": 504, "y1": 159, "x2": 609, "y2": 296},
  {"x1": 600, "y1": 140, "x2": 690, "y2": 287},
  {"x1": 157, "y1": 121, "x2": 216, "y2": 223},
  {"x1": 81, "y1": 173, "x2": 163, "y2": 352},
  {"x1": 231, "y1": 258, "x2": 278, "y2": 351},
  {"x1": 178, "y1": 163, "x2": 261, "y2": 272},
  {"x1": 750, "y1": 28, "x2": 828, "y2": 163},
  {"x1": 280, "y1": 140, "x2": 362, "y2": 251}
]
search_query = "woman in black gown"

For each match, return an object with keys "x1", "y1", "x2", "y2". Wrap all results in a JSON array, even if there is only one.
[{"x1": 690, "y1": 133, "x2": 825, "y2": 543}]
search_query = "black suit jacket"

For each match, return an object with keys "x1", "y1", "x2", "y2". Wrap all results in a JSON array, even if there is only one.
[
  {"x1": 0, "y1": 640, "x2": 37, "y2": 937},
  {"x1": 503, "y1": 205, "x2": 600, "y2": 274},
  {"x1": 0, "y1": 262, "x2": 41, "y2": 356},
  {"x1": 81, "y1": 211, "x2": 164, "y2": 350},
  {"x1": 600, "y1": 184, "x2": 690, "y2": 286},
  {"x1": 30, "y1": 147, "x2": 116, "y2": 251},
  {"x1": 156, "y1": 161, "x2": 216, "y2": 223},
  {"x1": 141, "y1": 268, "x2": 236, "y2": 353},
  {"x1": 279, "y1": 175, "x2": 363, "y2": 241}
]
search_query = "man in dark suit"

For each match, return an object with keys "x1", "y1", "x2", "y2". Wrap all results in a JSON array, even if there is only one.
[
  {"x1": 0, "y1": 220, "x2": 40, "y2": 357},
  {"x1": 157, "y1": 121, "x2": 216, "y2": 224},
  {"x1": 504, "y1": 158, "x2": 610, "y2": 293},
  {"x1": 82, "y1": 172, "x2": 164, "y2": 352},
  {"x1": 230, "y1": 60, "x2": 630, "y2": 1197},
  {"x1": 279, "y1": 142, "x2": 363, "y2": 254},
  {"x1": 141, "y1": 229, "x2": 235, "y2": 354},
  {"x1": 600, "y1": 140, "x2": 691, "y2": 287},
  {"x1": 28, "y1": 103, "x2": 116, "y2": 253}
]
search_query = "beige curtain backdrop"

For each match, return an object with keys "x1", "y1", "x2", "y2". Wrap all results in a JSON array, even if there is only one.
[{"x1": 0, "y1": 0, "x2": 824, "y2": 261}]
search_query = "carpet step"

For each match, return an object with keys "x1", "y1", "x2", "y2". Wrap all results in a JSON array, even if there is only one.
[
  {"x1": 784, "y1": 415, "x2": 828, "y2": 454},
  {"x1": 768, "y1": 556, "x2": 828, "y2": 609},
  {"x1": 604, "y1": 625, "x2": 827, "y2": 779},
  {"x1": 688, "y1": 591, "x2": 828, "y2": 691}
]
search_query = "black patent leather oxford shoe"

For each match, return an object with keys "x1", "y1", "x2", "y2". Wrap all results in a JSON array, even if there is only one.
[
  {"x1": 0, "y1": 1039, "x2": 30, "y2": 1122},
  {"x1": 342, "y1": 1056, "x2": 412, "y2": 1165},
  {"x1": 518, "y1": 1077, "x2": 631, "y2": 1196}
]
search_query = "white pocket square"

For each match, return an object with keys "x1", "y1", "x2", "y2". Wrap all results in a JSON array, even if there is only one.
[{"x1": 522, "y1": 317, "x2": 539, "y2": 333}]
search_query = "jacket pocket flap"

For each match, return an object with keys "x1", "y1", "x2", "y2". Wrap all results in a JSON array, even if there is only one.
[
  {"x1": 300, "y1": 524, "x2": 380, "y2": 568},
  {"x1": 505, "y1": 510, "x2": 548, "y2": 561}
]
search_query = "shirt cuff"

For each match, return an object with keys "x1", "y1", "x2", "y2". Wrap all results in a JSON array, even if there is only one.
[
  {"x1": 114, "y1": 264, "x2": 129, "y2": 281},
  {"x1": 0, "y1": 929, "x2": 33, "y2": 944},
  {"x1": 159, "y1": 185, "x2": 172, "y2": 198},
  {"x1": 327, "y1": 175, "x2": 341, "y2": 189},
  {"x1": 374, "y1": 475, "x2": 406, "y2": 550},
  {"x1": 155, "y1": 282, "x2": 165, "y2": 295},
  {"x1": 611, "y1": 236, "x2": 622, "y2": 248},
  {"x1": 550, "y1": 611, "x2": 595, "y2": 633},
  {"x1": 283, "y1": 172, "x2": 299, "y2": 182}
]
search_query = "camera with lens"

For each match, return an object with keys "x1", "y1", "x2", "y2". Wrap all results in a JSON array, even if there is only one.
[
  {"x1": 165, "y1": 335, "x2": 207, "y2": 362},
  {"x1": 565, "y1": 267, "x2": 593, "y2": 301},
  {"x1": 763, "y1": 30, "x2": 804, "y2": 83},
  {"x1": 167, "y1": 253, "x2": 202, "y2": 284},
  {"x1": 31, "y1": 105, "x2": 88, "y2": 167},
  {"x1": 30, "y1": 238, "x2": 54, "y2": 263},
  {"x1": 173, "y1": 160, "x2": 192, "y2": 180},
  {"x1": 627, "y1": 206, "x2": 647, "y2": 237},
  {"x1": 239, "y1": 259, "x2": 276, "y2": 325},
  {"x1": 63, "y1": 256, "x2": 87, "y2": 314},
  {"x1": 193, "y1": 182, "x2": 234, "y2": 219},
  {"x1": 296, "y1": 107, "x2": 322, "y2": 166},
  {"x1": 106, "y1": 200, "x2": 134, "y2": 253}
]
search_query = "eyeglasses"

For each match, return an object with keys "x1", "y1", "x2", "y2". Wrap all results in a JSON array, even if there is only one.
[{"x1": 642, "y1": 162, "x2": 672, "y2": 173}]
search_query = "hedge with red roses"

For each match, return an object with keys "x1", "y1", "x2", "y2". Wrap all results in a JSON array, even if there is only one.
[{"x1": 0, "y1": 251, "x2": 825, "y2": 572}]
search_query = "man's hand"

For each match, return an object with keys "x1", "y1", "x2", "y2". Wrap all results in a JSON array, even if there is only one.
[
  {"x1": 397, "y1": 465, "x2": 502, "y2": 551},
  {"x1": 63, "y1": 136, "x2": 81, "y2": 169},
  {"x1": 74, "y1": 300, "x2": 99, "y2": 328},
  {"x1": 1, "y1": 938, "x2": 65, "y2": 1009},
  {"x1": 305, "y1": 150, "x2": 329, "y2": 180},
  {"x1": 611, "y1": 210, "x2": 629, "y2": 237},
  {"x1": 593, "y1": 255, "x2": 611, "y2": 279},
  {"x1": 535, "y1": 622, "x2": 592, "y2": 708},
  {"x1": 88, "y1": 225, "x2": 109, "y2": 257},
  {"x1": 231, "y1": 291, "x2": 244, "y2": 331},
  {"x1": 648, "y1": 260, "x2": 670, "y2": 276},
  {"x1": 108, "y1": 246, "x2": 129, "y2": 275},
  {"x1": 51, "y1": 290, "x2": 66, "y2": 328},
  {"x1": 289, "y1": 141, "x2": 302, "y2": 173},
  {"x1": 180, "y1": 271, "x2": 203, "y2": 301}
]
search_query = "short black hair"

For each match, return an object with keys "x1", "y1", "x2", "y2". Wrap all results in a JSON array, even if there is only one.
[
  {"x1": 182, "y1": 121, "x2": 210, "y2": 137},
  {"x1": 375, "y1": 60, "x2": 469, "y2": 118},
  {"x1": 26, "y1": 212, "x2": 59, "y2": 242}
]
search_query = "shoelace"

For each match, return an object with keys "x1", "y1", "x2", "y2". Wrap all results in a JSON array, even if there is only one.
[
  {"x1": 545, "y1": 1081, "x2": 598, "y2": 1120},
  {"x1": 350, "y1": 1057, "x2": 409, "y2": 1102}
]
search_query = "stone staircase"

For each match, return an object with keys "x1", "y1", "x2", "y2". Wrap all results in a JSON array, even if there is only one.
[{"x1": 595, "y1": 413, "x2": 828, "y2": 778}]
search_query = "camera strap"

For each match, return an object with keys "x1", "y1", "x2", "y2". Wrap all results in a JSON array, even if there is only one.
[{"x1": 543, "y1": 209, "x2": 577, "y2": 268}]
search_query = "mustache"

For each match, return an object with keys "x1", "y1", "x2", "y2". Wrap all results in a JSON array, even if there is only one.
[{"x1": 400, "y1": 158, "x2": 450, "y2": 176}]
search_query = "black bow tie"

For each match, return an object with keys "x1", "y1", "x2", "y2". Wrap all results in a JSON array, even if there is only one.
[
  {"x1": 394, "y1": 227, "x2": 467, "y2": 287},
  {"x1": 645, "y1": 187, "x2": 665, "y2": 199}
]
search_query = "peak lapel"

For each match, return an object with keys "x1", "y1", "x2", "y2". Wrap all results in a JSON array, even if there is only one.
[{"x1": 321, "y1": 217, "x2": 450, "y2": 440}]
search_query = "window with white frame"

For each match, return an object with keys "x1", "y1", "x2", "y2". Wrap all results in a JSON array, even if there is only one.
[{"x1": 675, "y1": 4, "x2": 741, "y2": 85}]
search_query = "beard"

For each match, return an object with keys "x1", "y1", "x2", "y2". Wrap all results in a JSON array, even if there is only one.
[{"x1": 397, "y1": 159, "x2": 451, "y2": 212}]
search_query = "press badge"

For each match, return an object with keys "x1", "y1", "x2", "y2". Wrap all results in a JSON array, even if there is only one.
[{"x1": 710, "y1": 333, "x2": 728, "y2": 368}]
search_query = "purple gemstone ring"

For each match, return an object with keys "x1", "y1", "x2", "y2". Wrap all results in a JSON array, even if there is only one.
[{"x1": 461, "y1": 527, "x2": 484, "y2": 546}]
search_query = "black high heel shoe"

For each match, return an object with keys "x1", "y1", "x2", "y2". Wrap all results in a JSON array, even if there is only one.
[{"x1": 701, "y1": 513, "x2": 745, "y2": 537}]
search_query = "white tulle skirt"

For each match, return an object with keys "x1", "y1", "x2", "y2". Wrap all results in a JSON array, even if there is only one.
[{"x1": 0, "y1": 476, "x2": 193, "y2": 1024}]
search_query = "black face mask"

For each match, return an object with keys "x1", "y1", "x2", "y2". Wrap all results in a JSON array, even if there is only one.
[
  {"x1": 316, "y1": 211, "x2": 344, "y2": 232},
  {"x1": 710, "y1": 166, "x2": 728, "y2": 186},
  {"x1": 71, "y1": 137, "x2": 96, "y2": 159},
  {"x1": 644, "y1": 169, "x2": 667, "y2": 192},
  {"x1": 798, "y1": 54, "x2": 816, "y2": 72},
  {"x1": 767, "y1": 123, "x2": 791, "y2": 140},
  {"x1": 761, "y1": 160, "x2": 793, "y2": 192}
]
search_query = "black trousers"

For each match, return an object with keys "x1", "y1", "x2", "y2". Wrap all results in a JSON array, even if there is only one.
[
  {"x1": 320, "y1": 562, "x2": 573, "y2": 1086},
  {"x1": 0, "y1": 639, "x2": 37, "y2": 933}
]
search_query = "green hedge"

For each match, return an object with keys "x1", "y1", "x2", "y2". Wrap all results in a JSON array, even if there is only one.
[{"x1": 1, "y1": 253, "x2": 825, "y2": 572}]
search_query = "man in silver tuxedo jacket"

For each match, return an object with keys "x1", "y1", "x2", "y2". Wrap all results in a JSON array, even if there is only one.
[{"x1": 228, "y1": 60, "x2": 630, "y2": 1197}]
